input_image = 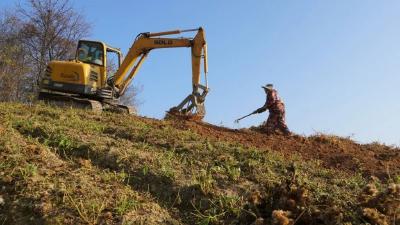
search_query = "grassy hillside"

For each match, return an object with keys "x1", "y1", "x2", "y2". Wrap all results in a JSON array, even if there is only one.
[{"x1": 0, "y1": 103, "x2": 398, "y2": 225}]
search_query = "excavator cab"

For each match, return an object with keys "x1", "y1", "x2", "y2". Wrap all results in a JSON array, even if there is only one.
[
  {"x1": 75, "y1": 40, "x2": 122, "y2": 92},
  {"x1": 39, "y1": 39, "x2": 133, "y2": 113},
  {"x1": 40, "y1": 40, "x2": 122, "y2": 96},
  {"x1": 76, "y1": 41, "x2": 105, "y2": 66}
]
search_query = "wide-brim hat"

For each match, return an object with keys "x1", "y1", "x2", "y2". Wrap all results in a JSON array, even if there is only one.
[{"x1": 262, "y1": 84, "x2": 273, "y2": 90}]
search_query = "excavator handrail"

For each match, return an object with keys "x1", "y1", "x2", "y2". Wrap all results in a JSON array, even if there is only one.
[{"x1": 145, "y1": 27, "x2": 201, "y2": 37}]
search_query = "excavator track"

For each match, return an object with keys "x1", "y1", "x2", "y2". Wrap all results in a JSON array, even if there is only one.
[
  {"x1": 38, "y1": 92, "x2": 135, "y2": 115},
  {"x1": 117, "y1": 105, "x2": 136, "y2": 115},
  {"x1": 38, "y1": 92, "x2": 103, "y2": 113},
  {"x1": 102, "y1": 102, "x2": 136, "y2": 115}
]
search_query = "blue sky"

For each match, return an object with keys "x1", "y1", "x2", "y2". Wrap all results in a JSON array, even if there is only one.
[{"x1": 1, "y1": 1, "x2": 399, "y2": 145}]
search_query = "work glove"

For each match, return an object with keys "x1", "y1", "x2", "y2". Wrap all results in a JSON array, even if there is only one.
[{"x1": 253, "y1": 108, "x2": 262, "y2": 114}]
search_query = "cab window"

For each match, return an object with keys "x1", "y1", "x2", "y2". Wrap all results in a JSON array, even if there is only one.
[{"x1": 77, "y1": 42, "x2": 104, "y2": 66}]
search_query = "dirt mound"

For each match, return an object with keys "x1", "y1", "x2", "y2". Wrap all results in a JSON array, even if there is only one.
[{"x1": 168, "y1": 120, "x2": 400, "y2": 179}]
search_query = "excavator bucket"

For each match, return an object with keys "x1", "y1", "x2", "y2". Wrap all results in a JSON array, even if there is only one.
[{"x1": 165, "y1": 85, "x2": 208, "y2": 121}]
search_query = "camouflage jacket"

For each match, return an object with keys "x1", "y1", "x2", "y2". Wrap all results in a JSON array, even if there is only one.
[{"x1": 256, "y1": 89, "x2": 284, "y2": 113}]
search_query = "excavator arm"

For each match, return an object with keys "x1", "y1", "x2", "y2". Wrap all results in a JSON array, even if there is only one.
[{"x1": 112, "y1": 27, "x2": 208, "y2": 120}]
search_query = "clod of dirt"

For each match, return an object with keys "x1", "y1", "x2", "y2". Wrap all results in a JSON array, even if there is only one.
[
  {"x1": 78, "y1": 158, "x2": 92, "y2": 168},
  {"x1": 271, "y1": 210, "x2": 293, "y2": 225},
  {"x1": 364, "y1": 183, "x2": 379, "y2": 196},
  {"x1": 248, "y1": 190, "x2": 263, "y2": 205},
  {"x1": 359, "y1": 183, "x2": 379, "y2": 203},
  {"x1": 360, "y1": 183, "x2": 400, "y2": 224},
  {"x1": 293, "y1": 187, "x2": 308, "y2": 206},
  {"x1": 362, "y1": 208, "x2": 389, "y2": 225},
  {"x1": 318, "y1": 206, "x2": 343, "y2": 225},
  {"x1": 252, "y1": 217, "x2": 265, "y2": 225},
  {"x1": 387, "y1": 183, "x2": 400, "y2": 195}
]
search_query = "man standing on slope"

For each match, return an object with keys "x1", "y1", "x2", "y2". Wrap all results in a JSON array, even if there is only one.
[{"x1": 253, "y1": 84, "x2": 291, "y2": 135}]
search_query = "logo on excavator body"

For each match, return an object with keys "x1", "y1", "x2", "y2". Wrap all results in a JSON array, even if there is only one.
[
  {"x1": 154, "y1": 40, "x2": 173, "y2": 45},
  {"x1": 60, "y1": 72, "x2": 80, "y2": 82}
]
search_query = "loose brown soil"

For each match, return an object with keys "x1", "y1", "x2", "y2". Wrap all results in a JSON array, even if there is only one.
[{"x1": 162, "y1": 119, "x2": 400, "y2": 180}]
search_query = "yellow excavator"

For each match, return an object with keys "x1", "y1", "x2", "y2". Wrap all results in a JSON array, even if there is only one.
[{"x1": 39, "y1": 27, "x2": 208, "y2": 119}]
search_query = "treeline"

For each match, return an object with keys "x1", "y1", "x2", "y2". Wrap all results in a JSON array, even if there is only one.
[{"x1": 0, "y1": 0, "x2": 90, "y2": 102}]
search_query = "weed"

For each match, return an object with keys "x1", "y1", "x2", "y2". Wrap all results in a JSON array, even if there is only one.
[
  {"x1": 192, "y1": 203, "x2": 224, "y2": 225},
  {"x1": 101, "y1": 169, "x2": 129, "y2": 183},
  {"x1": 217, "y1": 195, "x2": 244, "y2": 217},
  {"x1": 158, "y1": 151, "x2": 176, "y2": 178},
  {"x1": 115, "y1": 195, "x2": 139, "y2": 216},
  {"x1": 225, "y1": 165, "x2": 241, "y2": 181},
  {"x1": 195, "y1": 169, "x2": 215, "y2": 194},
  {"x1": 56, "y1": 134, "x2": 74, "y2": 150},
  {"x1": 205, "y1": 140, "x2": 214, "y2": 151},
  {"x1": 0, "y1": 162, "x2": 11, "y2": 171},
  {"x1": 65, "y1": 192, "x2": 106, "y2": 224},
  {"x1": 142, "y1": 165, "x2": 149, "y2": 176},
  {"x1": 19, "y1": 163, "x2": 37, "y2": 180}
]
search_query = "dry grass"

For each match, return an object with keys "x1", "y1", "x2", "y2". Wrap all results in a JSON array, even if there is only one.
[{"x1": 0, "y1": 102, "x2": 398, "y2": 225}]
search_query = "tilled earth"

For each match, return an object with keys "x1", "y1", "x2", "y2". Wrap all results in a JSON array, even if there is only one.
[{"x1": 160, "y1": 119, "x2": 400, "y2": 180}]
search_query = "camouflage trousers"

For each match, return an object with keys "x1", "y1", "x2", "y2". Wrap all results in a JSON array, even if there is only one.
[{"x1": 262, "y1": 109, "x2": 290, "y2": 135}]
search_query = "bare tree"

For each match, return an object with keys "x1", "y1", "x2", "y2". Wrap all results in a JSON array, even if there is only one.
[
  {"x1": 0, "y1": 12, "x2": 30, "y2": 102},
  {"x1": 17, "y1": 0, "x2": 90, "y2": 92},
  {"x1": 0, "y1": 1, "x2": 141, "y2": 108},
  {"x1": 0, "y1": 0, "x2": 90, "y2": 102},
  {"x1": 119, "y1": 85, "x2": 142, "y2": 109}
]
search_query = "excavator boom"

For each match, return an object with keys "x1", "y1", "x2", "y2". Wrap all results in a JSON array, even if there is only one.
[{"x1": 112, "y1": 27, "x2": 209, "y2": 119}]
